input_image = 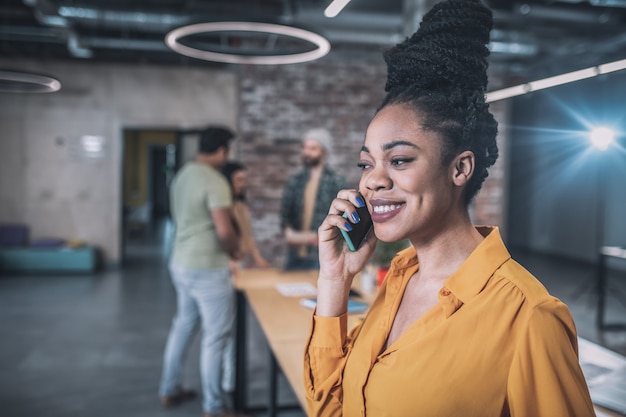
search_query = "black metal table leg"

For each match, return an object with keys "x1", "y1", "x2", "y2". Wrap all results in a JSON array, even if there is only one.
[
  {"x1": 268, "y1": 349, "x2": 278, "y2": 417},
  {"x1": 234, "y1": 290, "x2": 248, "y2": 411}
]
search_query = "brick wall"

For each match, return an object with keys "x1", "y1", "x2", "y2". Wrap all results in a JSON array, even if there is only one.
[{"x1": 237, "y1": 55, "x2": 508, "y2": 266}]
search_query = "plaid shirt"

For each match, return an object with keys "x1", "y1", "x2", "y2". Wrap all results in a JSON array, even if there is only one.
[{"x1": 281, "y1": 165, "x2": 347, "y2": 260}]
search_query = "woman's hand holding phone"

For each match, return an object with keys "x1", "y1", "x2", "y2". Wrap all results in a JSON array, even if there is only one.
[
  {"x1": 316, "y1": 189, "x2": 377, "y2": 316},
  {"x1": 340, "y1": 203, "x2": 373, "y2": 252}
]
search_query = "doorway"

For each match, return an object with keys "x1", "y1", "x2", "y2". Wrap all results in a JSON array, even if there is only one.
[
  {"x1": 121, "y1": 129, "x2": 177, "y2": 263},
  {"x1": 120, "y1": 128, "x2": 206, "y2": 264}
]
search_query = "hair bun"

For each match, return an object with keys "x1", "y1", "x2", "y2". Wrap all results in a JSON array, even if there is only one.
[{"x1": 384, "y1": 0, "x2": 493, "y2": 94}]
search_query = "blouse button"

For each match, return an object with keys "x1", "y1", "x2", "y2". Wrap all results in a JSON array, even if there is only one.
[{"x1": 441, "y1": 289, "x2": 451, "y2": 296}]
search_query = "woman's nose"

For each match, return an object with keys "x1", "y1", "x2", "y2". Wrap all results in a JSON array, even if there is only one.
[{"x1": 363, "y1": 166, "x2": 392, "y2": 191}]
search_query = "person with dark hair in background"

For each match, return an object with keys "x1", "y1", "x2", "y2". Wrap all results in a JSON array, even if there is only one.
[
  {"x1": 304, "y1": 1, "x2": 595, "y2": 416},
  {"x1": 221, "y1": 161, "x2": 271, "y2": 272},
  {"x1": 218, "y1": 161, "x2": 271, "y2": 401},
  {"x1": 159, "y1": 126, "x2": 247, "y2": 417},
  {"x1": 280, "y1": 128, "x2": 347, "y2": 270}
]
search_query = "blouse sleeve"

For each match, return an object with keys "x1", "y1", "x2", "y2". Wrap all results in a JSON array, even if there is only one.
[
  {"x1": 507, "y1": 299, "x2": 596, "y2": 417},
  {"x1": 303, "y1": 312, "x2": 360, "y2": 417}
]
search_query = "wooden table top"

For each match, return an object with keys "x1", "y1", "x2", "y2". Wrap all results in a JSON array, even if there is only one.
[{"x1": 234, "y1": 268, "x2": 368, "y2": 409}]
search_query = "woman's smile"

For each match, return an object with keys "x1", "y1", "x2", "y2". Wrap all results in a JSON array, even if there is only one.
[{"x1": 369, "y1": 199, "x2": 405, "y2": 222}]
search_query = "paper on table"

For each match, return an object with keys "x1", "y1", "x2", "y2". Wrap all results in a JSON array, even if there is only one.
[{"x1": 275, "y1": 282, "x2": 317, "y2": 297}]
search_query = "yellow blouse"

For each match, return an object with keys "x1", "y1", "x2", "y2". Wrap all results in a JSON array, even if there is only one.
[{"x1": 304, "y1": 227, "x2": 595, "y2": 417}]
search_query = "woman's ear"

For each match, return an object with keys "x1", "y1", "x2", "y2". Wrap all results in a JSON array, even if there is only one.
[{"x1": 451, "y1": 150, "x2": 475, "y2": 187}]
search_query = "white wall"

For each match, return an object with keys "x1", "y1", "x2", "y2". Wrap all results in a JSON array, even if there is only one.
[{"x1": 0, "y1": 59, "x2": 238, "y2": 263}]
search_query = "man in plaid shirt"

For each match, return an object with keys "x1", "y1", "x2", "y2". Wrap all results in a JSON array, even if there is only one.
[{"x1": 280, "y1": 128, "x2": 347, "y2": 270}]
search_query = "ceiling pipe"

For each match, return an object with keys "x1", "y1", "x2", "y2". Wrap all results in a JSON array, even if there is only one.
[
  {"x1": 489, "y1": 41, "x2": 538, "y2": 56},
  {"x1": 0, "y1": 24, "x2": 170, "y2": 52},
  {"x1": 291, "y1": 8, "x2": 404, "y2": 31},
  {"x1": 322, "y1": 28, "x2": 404, "y2": 45},
  {"x1": 589, "y1": 0, "x2": 626, "y2": 6},
  {"x1": 550, "y1": 0, "x2": 626, "y2": 7},
  {"x1": 402, "y1": 0, "x2": 439, "y2": 37},
  {"x1": 22, "y1": 0, "x2": 94, "y2": 58},
  {"x1": 83, "y1": 37, "x2": 170, "y2": 52},
  {"x1": 23, "y1": 0, "x2": 68, "y2": 27},
  {"x1": 0, "y1": 24, "x2": 534, "y2": 56},
  {"x1": 514, "y1": 2, "x2": 619, "y2": 24},
  {"x1": 0, "y1": 25, "x2": 64, "y2": 42},
  {"x1": 19, "y1": 0, "x2": 626, "y2": 34},
  {"x1": 11, "y1": 0, "x2": 624, "y2": 61},
  {"x1": 67, "y1": 29, "x2": 93, "y2": 58},
  {"x1": 280, "y1": 0, "x2": 295, "y2": 22},
  {"x1": 57, "y1": 6, "x2": 190, "y2": 31}
]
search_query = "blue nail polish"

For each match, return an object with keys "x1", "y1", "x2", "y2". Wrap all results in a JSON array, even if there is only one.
[
  {"x1": 356, "y1": 196, "x2": 365, "y2": 207},
  {"x1": 345, "y1": 222, "x2": 353, "y2": 231},
  {"x1": 351, "y1": 212, "x2": 360, "y2": 223}
]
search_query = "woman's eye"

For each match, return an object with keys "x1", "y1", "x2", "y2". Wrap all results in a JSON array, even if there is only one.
[
  {"x1": 391, "y1": 158, "x2": 414, "y2": 167},
  {"x1": 357, "y1": 162, "x2": 371, "y2": 170}
]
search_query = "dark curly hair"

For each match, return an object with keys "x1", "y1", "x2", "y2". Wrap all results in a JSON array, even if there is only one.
[
  {"x1": 221, "y1": 161, "x2": 247, "y2": 201},
  {"x1": 380, "y1": 0, "x2": 498, "y2": 205}
]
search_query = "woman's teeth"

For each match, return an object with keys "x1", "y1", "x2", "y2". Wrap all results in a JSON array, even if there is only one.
[{"x1": 373, "y1": 204, "x2": 402, "y2": 213}]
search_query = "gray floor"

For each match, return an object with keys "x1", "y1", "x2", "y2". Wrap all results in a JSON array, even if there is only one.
[
  {"x1": 1, "y1": 219, "x2": 625, "y2": 417},
  {"x1": 0, "y1": 220, "x2": 305, "y2": 417}
]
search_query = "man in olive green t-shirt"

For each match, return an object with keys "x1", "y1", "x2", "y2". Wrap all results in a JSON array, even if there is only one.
[
  {"x1": 169, "y1": 156, "x2": 234, "y2": 270},
  {"x1": 158, "y1": 126, "x2": 243, "y2": 417}
]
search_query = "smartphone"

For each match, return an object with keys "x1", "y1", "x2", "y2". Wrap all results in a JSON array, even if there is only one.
[{"x1": 340, "y1": 204, "x2": 373, "y2": 252}]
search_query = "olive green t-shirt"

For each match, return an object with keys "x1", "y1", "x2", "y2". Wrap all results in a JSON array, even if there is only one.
[{"x1": 169, "y1": 161, "x2": 232, "y2": 269}]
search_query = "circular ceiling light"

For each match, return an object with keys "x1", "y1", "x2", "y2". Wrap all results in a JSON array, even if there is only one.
[
  {"x1": 165, "y1": 21, "x2": 331, "y2": 65},
  {"x1": 0, "y1": 70, "x2": 61, "y2": 93}
]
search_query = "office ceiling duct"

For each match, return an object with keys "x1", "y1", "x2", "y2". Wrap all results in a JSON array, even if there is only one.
[{"x1": 1, "y1": 0, "x2": 625, "y2": 79}]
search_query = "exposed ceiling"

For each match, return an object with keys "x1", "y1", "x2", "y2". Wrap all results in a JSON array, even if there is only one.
[{"x1": 1, "y1": 0, "x2": 626, "y2": 86}]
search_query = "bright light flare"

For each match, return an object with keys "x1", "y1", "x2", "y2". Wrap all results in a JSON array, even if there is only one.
[{"x1": 589, "y1": 127, "x2": 615, "y2": 151}]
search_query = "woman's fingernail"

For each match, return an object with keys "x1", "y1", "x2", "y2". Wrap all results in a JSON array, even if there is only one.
[
  {"x1": 345, "y1": 222, "x2": 353, "y2": 231},
  {"x1": 356, "y1": 196, "x2": 365, "y2": 207},
  {"x1": 351, "y1": 212, "x2": 360, "y2": 223}
]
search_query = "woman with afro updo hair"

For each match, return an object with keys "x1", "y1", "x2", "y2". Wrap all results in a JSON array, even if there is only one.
[{"x1": 303, "y1": 0, "x2": 595, "y2": 416}]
